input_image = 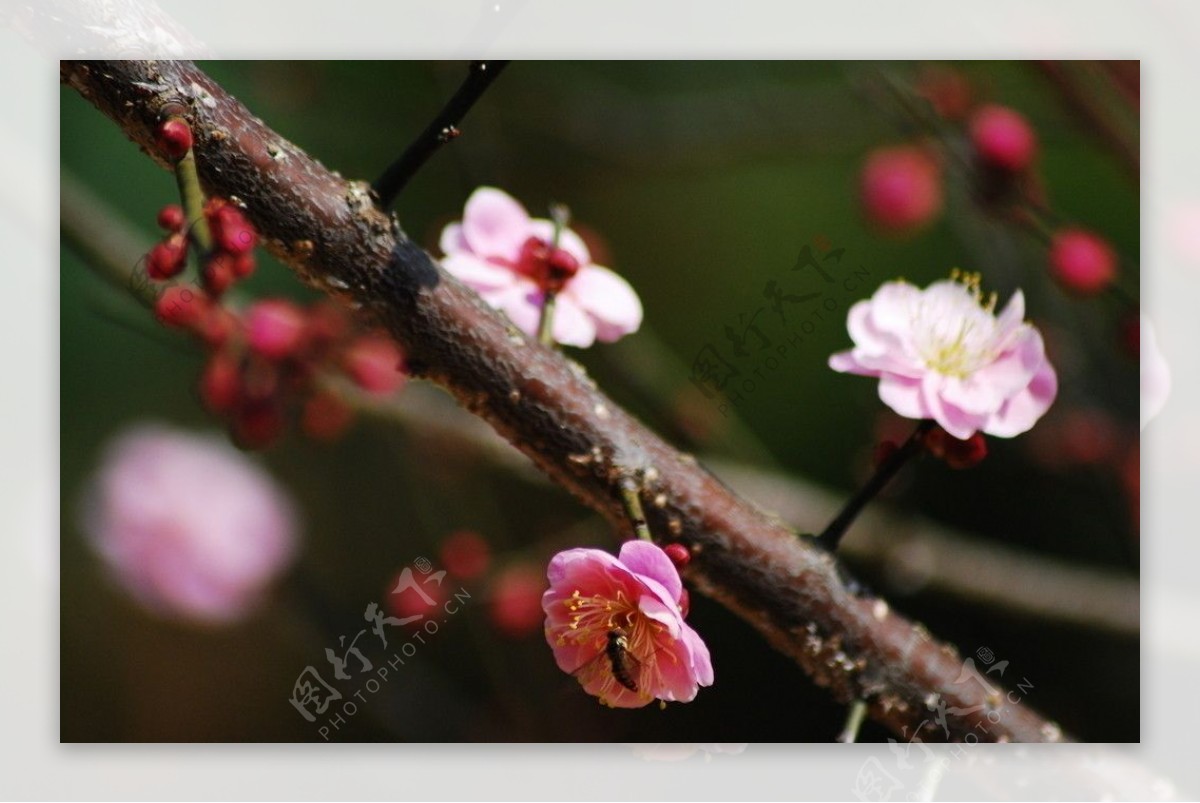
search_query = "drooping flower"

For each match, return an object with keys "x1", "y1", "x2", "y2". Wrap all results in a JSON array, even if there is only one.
[
  {"x1": 829, "y1": 273, "x2": 1057, "y2": 439},
  {"x1": 542, "y1": 541, "x2": 713, "y2": 708},
  {"x1": 80, "y1": 424, "x2": 298, "y2": 624},
  {"x1": 438, "y1": 187, "x2": 643, "y2": 347}
]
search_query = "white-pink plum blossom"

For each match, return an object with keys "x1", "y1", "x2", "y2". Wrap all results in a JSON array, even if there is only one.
[
  {"x1": 438, "y1": 187, "x2": 643, "y2": 348},
  {"x1": 81, "y1": 424, "x2": 299, "y2": 624},
  {"x1": 829, "y1": 275, "x2": 1057, "y2": 439}
]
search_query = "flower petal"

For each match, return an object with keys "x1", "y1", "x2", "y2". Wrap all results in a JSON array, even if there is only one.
[
  {"x1": 618, "y1": 540, "x2": 683, "y2": 604},
  {"x1": 922, "y1": 373, "x2": 986, "y2": 439},
  {"x1": 551, "y1": 292, "x2": 598, "y2": 348},
  {"x1": 438, "y1": 222, "x2": 468, "y2": 256},
  {"x1": 461, "y1": 187, "x2": 532, "y2": 261},
  {"x1": 878, "y1": 374, "x2": 929, "y2": 420},
  {"x1": 441, "y1": 252, "x2": 517, "y2": 294},
  {"x1": 985, "y1": 360, "x2": 1058, "y2": 437},
  {"x1": 566, "y1": 265, "x2": 643, "y2": 342}
]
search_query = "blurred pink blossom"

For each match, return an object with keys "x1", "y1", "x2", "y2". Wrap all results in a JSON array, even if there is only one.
[
  {"x1": 542, "y1": 541, "x2": 712, "y2": 708},
  {"x1": 830, "y1": 275, "x2": 1057, "y2": 439},
  {"x1": 438, "y1": 187, "x2": 643, "y2": 347},
  {"x1": 1140, "y1": 313, "x2": 1171, "y2": 430},
  {"x1": 81, "y1": 424, "x2": 298, "y2": 624}
]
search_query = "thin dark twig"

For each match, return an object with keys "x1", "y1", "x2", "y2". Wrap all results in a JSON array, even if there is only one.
[
  {"x1": 816, "y1": 420, "x2": 934, "y2": 552},
  {"x1": 372, "y1": 60, "x2": 510, "y2": 208}
]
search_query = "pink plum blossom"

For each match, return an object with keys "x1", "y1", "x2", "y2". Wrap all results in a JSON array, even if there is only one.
[
  {"x1": 81, "y1": 424, "x2": 298, "y2": 624},
  {"x1": 829, "y1": 275, "x2": 1057, "y2": 439},
  {"x1": 542, "y1": 541, "x2": 713, "y2": 708},
  {"x1": 438, "y1": 187, "x2": 643, "y2": 347}
]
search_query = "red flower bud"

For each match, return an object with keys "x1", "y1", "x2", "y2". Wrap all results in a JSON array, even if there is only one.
[
  {"x1": 198, "y1": 351, "x2": 241, "y2": 414},
  {"x1": 202, "y1": 253, "x2": 236, "y2": 297},
  {"x1": 154, "y1": 285, "x2": 208, "y2": 329},
  {"x1": 970, "y1": 105, "x2": 1037, "y2": 173},
  {"x1": 662, "y1": 542, "x2": 691, "y2": 569},
  {"x1": 232, "y1": 253, "x2": 256, "y2": 279},
  {"x1": 1048, "y1": 228, "x2": 1117, "y2": 296},
  {"x1": 343, "y1": 334, "x2": 407, "y2": 395},
  {"x1": 155, "y1": 118, "x2": 193, "y2": 161},
  {"x1": 488, "y1": 563, "x2": 547, "y2": 638},
  {"x1": 438, "y1": 530, "x2": 491, "y2": 581},
  {"x1": 859, "y1": 146, "x2": 943, "y2": 234},
  {"x1": 230, "y1": 401, "x2": 285, "y2": 450},
  {"x1": 211, "y1": 206, "x2": 257, "y2": 255},
  {"x1": 156, "y1": 204, "x2": 185, "y2": 232},
  {"x1": 196, "y1": 306, "x2": 239, "y2": 349},
  {"x1": 516, "y1": 236, "x2": 582, "y2": 292},
  {"x1": 916, "y1": 66, "x2": 972, "y2": 121},
  {"x1": 146, "y1": 233, "x2": 188, "y2": 280},
  {"x1": 925, "y1": 427, "x2": 987, "y2": 469},
  {"x1": 246, "y1": 299, "x2": 306, "y2": 360}
]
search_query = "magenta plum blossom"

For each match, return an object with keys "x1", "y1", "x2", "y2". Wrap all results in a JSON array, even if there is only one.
[
  {"x1": 81, "y1": 424, "x2": 298, "y2": 624},
  {"x1": 829, "y1": 274, "x2": 1057, "y2": 439},
  {"x1": 542, "y1": 540, "x2": 713, "y2": 708},
  {"x1": 438, "y1": 187, "x2": 643, "y2": 347}
]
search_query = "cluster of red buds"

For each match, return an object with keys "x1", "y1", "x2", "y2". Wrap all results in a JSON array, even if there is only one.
[
  {"x1": 142, "y1": 117, "x2": 407, "y2": 449},
  {"x1": 147, "y1": 198, "x2": 257, "y2": 295},
  {"x1": 921, "y1": 426, "x2": 988, "y2": 470},
  {"x1": 872, "y1": 424, "x2": 988, "y2": 471},
  {"x1": 859, "y1": 66, "x2": 1121, "y2": 298}
]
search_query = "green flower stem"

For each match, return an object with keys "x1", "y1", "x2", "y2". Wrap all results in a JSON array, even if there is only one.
[
  {"x1": 619, "y1": 480, "x2": 654, "y2": 543},
  {"x1": 174, "y1": 144, "x2": 213, "y2": 257},
  {"x1": 536, "y1": 203, "x2": 570, "y2": 348},
  {"x1": 537, "y1": 291, "x2": 558, "y2": 346},
  {"x1": 837, "y1": 699, "x2": 869, "y2": 743}
]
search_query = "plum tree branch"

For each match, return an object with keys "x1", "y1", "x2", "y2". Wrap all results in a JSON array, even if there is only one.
[{"x1": 61, "y1": 59, "x2": 1068, "y2": 742}]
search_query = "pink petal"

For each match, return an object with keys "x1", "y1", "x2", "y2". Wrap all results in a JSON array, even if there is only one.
[
  {"x1": 618, "y1": 540, "x2": 683, "y2": 604},
  {"x1": 566, "y1": 265, "x2": 643, "y2": 342},
  {"x1": 829, "y1": 350, "x2": 877, "y2": 376},
  {"x1": 461, "y1": 187, "x2": 532, "y2": 261},
  {"x1": 441, "y1": 252, "x2": 517, "y2": 294},
  {"x1": 878, "y1": 374, "x2": 929, "y2": 420},
  {"x1": 985, "y1": 360, "x2": 1058, "y2": 437},
  {"x1": 545, "y1": 546, "x2": 626, "y2": 588},
  {"x1": 865, "y1": 280, "x2": 921, "y2": 340},
  {"x1": 992, "y1": 289, "x2": 1026, "y2": 344},
  {"x1": 638, "y1": 593, "x2": 684, "y2": 641},
  {"x1": 922, "y1": 373, "x2": 986, "y2": 439},
  {"x1": 495, "y1": 281, "x2": 544, "y2": 338},
  {"x1": 847, "y1": 300, "x2": 898, "y2": 355},
  {"x1": 943, "y1": 327, "x2": 1043, "y2": 415},
  {"x1": 529, "y1": 219, "x2": 592, "y2": 265},
  {"x1": 550, "y1": 292, "x2": 598, "y2": 348},
  {"x1": 684, "y1": 626, "x2": 715, "y2": 686},
  {"x1": 438, "y1": 222, "x2": 469, "y2": 256}
]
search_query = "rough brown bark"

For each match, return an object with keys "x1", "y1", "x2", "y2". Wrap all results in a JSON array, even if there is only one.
[{"x1": 61, "y1": 59, "x2": 1067, "y2": 742}]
